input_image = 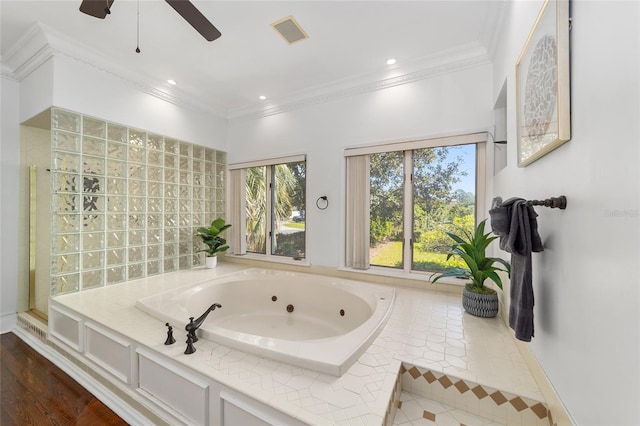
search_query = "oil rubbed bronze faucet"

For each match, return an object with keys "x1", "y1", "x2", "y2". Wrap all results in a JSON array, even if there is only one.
[{"x1": 185, "y1": 303, "x2": 222, "y2": 344}]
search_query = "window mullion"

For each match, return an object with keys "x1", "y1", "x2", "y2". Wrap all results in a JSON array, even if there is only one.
[
  {"x1": 475, "y1": 143, "x2": 486, "y2": 225},
  {"x1": 266, "y1": 166, "x2": 274, "y2": 258},
  {"x1": 403, "y1": 151, "x2": 414, "y2": 273}
]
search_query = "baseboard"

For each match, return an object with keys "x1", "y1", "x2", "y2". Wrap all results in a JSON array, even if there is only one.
[
  {"x1": 10, "y1": 326, "x2": 156, "y2": 426},
  {"x1": 513, "y1": 337, "x2": 575, "y2": 426},
  {"x1": 1, "y1": 312, "x2": 17, "y2": 334},
  {"x1": 497, "y1": 290, "x2": 574, "y2": 426}
]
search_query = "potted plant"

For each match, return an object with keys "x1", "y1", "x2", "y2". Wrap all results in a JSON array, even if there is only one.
[
  {"x1": 195, "y1": 218, "x2": 231, "y2": 268},
  {"x1": 430, "y1": 219, "x2": 510, "y2": 318}
]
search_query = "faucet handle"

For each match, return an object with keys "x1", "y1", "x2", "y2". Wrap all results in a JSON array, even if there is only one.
[
  {"x1": 184, "y1": 334, "x2": 196, "y2": 354},
  {"x1": 164, "y1": 323, "x2": 176, "y2": 345}
]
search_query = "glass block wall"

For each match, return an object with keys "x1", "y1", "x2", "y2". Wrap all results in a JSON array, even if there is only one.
[{"x1": 49, "y1": 108, "x2": 226, "y2": 295}]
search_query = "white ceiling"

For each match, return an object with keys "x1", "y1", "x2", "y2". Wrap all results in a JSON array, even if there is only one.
[{"x1": 0, "y1": 0, "x2": 505, "y2": 117}]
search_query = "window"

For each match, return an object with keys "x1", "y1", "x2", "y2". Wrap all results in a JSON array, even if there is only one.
[
  {"x1": 245, "y1": 166, "x2": 267, "y2": 253},
  {"x1": 346, "y1": 133, "x2": 486, "y2": 275},
  {"x1": 230, "y1": 156, "x2": 306, "y2": 260},
  {"x1": 369, "y1": 151, "x2": 405, "y2": 268},
  {"x1": 410, "y1": 146, "x2": 476, "y2": 272}
]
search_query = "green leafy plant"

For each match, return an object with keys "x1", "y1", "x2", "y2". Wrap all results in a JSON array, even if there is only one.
[
  {"x1": 429, "y1": 219, "x2": 510, "y2": 294},
  {"x1": 195, "y1": 218, "x2": 231, "y2": 257}
]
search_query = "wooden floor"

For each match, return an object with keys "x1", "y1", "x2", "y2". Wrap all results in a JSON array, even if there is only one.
[{"x1": 1, "y1": 332, "x2": 128, "y2": 425}]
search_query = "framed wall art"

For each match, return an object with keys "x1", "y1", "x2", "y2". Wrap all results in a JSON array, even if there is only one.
[{"x1": 516, "y1": 0, "x2": 571, "y2": 167}]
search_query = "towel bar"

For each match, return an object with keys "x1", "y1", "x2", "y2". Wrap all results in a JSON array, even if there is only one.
[{"x1": 525, "y1": 196, "x2": 567, "y2": 209}]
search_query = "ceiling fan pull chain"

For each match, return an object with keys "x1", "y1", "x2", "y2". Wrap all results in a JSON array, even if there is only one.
[{"x1": 135, "y1": 0, "x2": 141, "y2": 53}]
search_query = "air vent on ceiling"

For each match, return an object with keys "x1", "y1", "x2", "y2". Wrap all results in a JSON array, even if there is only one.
[{"x1": 271, "y1": 16, "x2": 309, "y2": 44}]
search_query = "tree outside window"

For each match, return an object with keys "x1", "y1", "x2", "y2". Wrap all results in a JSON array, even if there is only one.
[
  {"x1": 369, "y1": 144, "x2": 475, "y2": 273},
  {"x1": 245, "y1": 161, "x2": 306, "y2": 259}
]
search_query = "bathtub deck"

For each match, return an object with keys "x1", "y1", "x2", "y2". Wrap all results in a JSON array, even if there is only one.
[{"x1": 52, "y1": 264, "x2": 544, "y2": 425}]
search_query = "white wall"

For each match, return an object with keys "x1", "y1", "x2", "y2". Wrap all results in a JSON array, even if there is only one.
[
  {"x1": 228, "y1": 64, "x2": 494, "y2": 267},
  {"x1": 491, "y1": 1, "x2": 640, "y2": 425},
  {"x1": 51, "y1": 56, "x2": 227, "y2": 150},
  {"x1": 0, "y1": 76, "x2": 21, "y2": 332},
  {"x1": 18, "y1": 57, "x2": 54, "y2": 123}
]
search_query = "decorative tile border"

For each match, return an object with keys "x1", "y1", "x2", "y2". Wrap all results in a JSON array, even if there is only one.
[{"x1": 400, "y1": 363, "x2": 550, "y2": 426}]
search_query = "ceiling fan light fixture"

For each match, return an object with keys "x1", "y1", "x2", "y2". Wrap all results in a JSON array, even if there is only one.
[
  {"x1": 386, "y1": 58, "x2": 397, "y2": 65},
  {"x1": 271, "y1": 16, "x2": 308, "y2": 45},
  {"x1": 167, "y1": 79, "x2": 177, "y2": 85},
  {"x1": 259, "y1": 95, "x2": 267, "y2": 101}
]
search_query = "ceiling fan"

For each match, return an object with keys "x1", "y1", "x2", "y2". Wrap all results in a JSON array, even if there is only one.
[{"x1": 79, "y1": 0, "x2": 222, "y2": 42}]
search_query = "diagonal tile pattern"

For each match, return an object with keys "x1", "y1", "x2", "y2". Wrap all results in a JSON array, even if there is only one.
[
  {"x1": 400, "y1": 362, "x2": 549, "y2": 425},
  {"x1": 490, "y1": 391, "x2": 508, "y2": 406}
]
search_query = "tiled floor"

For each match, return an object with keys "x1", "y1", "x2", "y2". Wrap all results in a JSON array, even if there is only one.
[{"x1": 393, "y1": 391, "x2": 503, "y2": 426}]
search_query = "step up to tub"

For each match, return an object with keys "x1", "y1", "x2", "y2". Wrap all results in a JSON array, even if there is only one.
[
  {"x1": 394, "y1": 391, "x2": 503, "y2": 426},
  {"x1": 390, "y1": 363, "x2": 550, "y2": 426}
]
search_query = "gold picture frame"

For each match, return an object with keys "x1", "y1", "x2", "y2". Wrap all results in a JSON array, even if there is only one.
[{"x1": 516, "y1": 0, "x2": 571, "y2": 167}]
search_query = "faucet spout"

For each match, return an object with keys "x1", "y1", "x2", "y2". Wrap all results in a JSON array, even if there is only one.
[{"x1": 185, "y1": 303, "x2": 221, "y2": 343}]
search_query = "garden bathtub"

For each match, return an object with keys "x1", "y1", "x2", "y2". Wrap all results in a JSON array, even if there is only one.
[{"x1": 136, "y1": 268, "x2": 395, "y2": 375}]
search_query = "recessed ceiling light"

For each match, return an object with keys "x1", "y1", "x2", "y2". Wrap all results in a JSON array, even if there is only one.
[
  {"x1": 167, "y1": 79, "x2": 177, "y2": 85},
  {"x1": 259, "y1": 95, "x2": 267, "y2": 101},
  {"x1": 386, "y1": 58, "x2": 397, "y2": 65}
]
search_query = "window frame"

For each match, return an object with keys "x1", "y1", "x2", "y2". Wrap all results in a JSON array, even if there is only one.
[
  {"x1": 345, "y1": 132, "x2": 487, "y2": 277},
  {"x1": 229, "y1": 154, "x2": 308, "y2": 264}
]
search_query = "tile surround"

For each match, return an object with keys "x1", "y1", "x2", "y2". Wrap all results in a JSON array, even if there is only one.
[{"x1": 51, "y1": 264, "x2": 547, "y2": 425}]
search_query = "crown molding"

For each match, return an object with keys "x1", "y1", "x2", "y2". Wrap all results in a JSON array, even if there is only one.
[
  {"x1": 3, "y1": 23, "x2": 55, "y2": 81},
  {"x1": 228, "y1": 43, "x2": 491, "y2": 121},
  {"x1": 3, "y1": 22, "x2": 227, "y2": 119},
  {"x1": 1, "y1": 59, "x2": 17, "y2": 81},
  {"x1": 4, "y1": 23, "x2": 493, "y2": 122}
]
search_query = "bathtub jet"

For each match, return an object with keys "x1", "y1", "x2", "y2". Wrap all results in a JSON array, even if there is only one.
[{"x1": 136, "y1": 269, "x2": 395, "y2": 376}]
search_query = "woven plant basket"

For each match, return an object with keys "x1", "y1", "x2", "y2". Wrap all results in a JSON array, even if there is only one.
[{"x1": 462, "y1": 286, "x2": 499, "y2": 318}]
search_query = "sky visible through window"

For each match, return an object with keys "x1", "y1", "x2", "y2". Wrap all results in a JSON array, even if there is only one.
[{"x1": 444, "y1": 145, "x2": 475, "y2": 194}]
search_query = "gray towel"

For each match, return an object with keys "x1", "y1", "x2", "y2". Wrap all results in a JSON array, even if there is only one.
[{"x1": 489, "y1": 197, "x2": 543, "y2": 342}]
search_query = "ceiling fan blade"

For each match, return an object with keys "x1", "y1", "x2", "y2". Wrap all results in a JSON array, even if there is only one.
[
  {"x1": 79, "y1": 0, "x2": 115, "y2": 19},
  {"x1": 165, "y1": 0, "x2": 221, "y2": 42}
]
